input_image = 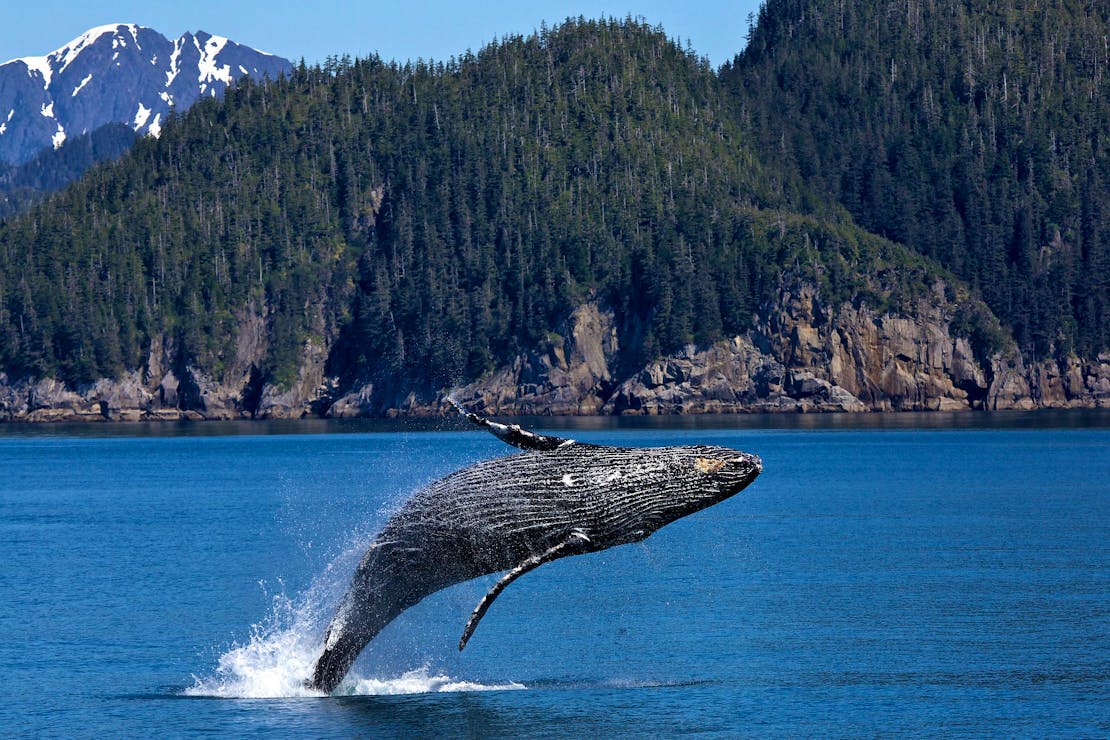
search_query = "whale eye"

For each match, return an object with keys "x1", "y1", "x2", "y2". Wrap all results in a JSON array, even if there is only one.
[{"x1": 694, "y1": 457, "x2": 726, "y2": 474}]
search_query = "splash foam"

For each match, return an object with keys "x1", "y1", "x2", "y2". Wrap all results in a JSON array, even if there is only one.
[
  {"x1": 185, "y1": 538, "x2": 524, "y2": 699},
  {"x1": 186, "y1": 621, "x2": 525, "y2": 699},
  {"x1": 184, "y1": 588, "x2": 330, "y2": 699},
  {"x1": 340, "y1": 668, "x2": 524, "y2": 696}
]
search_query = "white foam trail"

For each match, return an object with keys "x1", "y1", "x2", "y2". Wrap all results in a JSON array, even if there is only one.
[
  {"x1": 185, "y1": 537, "x2": 524, "y2": 699},
  {"x1": 341, "y1": 668, "x2": 524, "y2": 696}
]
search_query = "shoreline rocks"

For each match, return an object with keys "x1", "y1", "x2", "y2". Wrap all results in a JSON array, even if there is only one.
[{"x1": 3, "y1": 283, "x2": 1108, "y2": 423}]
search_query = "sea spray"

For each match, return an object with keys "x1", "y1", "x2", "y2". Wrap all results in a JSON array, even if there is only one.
[
  {"x1": 185, "y1": 565, "x2": 344, "y2": 698},
  {"x1": 185, "y1": 516, "x2": 524, "y2": 698},
  {"x1": 186, "y1": 583, "x2": 524, "y2": 699}
]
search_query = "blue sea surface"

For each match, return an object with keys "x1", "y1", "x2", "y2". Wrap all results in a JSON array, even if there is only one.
[{"x1": 0, "y1": 413, "x2": 1107, "y2": 736}]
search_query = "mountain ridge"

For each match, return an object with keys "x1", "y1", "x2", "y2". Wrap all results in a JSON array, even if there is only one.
[{"x1": 0, "y1": 23, "x2": 292, "y2": 165}]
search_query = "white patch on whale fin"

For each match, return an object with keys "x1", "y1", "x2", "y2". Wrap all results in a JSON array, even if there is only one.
[{"x1": 458, "y1": 530, "x2": 592, "y2": 650}]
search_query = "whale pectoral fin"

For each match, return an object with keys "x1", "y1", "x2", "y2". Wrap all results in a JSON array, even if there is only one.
[
  {"x1": 458, "y1": 530, "x2": 591, "y2": 650},
  {"x1": 448, "y1": 397, "x2": 575, "y2": 452}
]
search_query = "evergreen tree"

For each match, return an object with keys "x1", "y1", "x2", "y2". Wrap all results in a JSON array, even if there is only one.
[
  {"x1": 723, "y1": 0, "x2": 1110, "y2": 359},
  {"x1": 0, "y1": 17, "x2": 1022, "y2": 405}
]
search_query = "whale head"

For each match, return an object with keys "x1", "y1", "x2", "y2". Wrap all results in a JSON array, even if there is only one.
[{"x1": 599, "y1": 445, "x2": 762, "y2": 546}]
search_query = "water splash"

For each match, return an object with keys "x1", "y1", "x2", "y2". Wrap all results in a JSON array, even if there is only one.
[
  {"x1": 187, "y1": 638, "x2": 523, "y2": 698},
  {"x1": 184, "y1": 583, "x2": 331, "y2": 699},
  {"x1": 184, "y1": 539, "x2": 524, "y2": 699}
]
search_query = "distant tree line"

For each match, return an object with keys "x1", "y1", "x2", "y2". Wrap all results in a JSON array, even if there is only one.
[{"x1": 0, "y1": 123, "x2": 137, "y2": 218}]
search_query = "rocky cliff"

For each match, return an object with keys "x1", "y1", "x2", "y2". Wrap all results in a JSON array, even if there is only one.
[
  {"x1": 2, "y1": 279, "x2": 1107, "y2": 423},
  {"x1": 439, "y1": 280, "x2": 1109, "y2": 416},
  {"x1": 0, "y1": 302, "x2": 331, "y2": 422}
]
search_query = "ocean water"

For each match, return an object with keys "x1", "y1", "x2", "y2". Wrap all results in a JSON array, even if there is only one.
[{"x1": 0, "y1": 413, "x2": 1107, "y2": 737}]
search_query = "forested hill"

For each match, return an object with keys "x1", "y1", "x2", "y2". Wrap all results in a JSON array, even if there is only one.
[
  {"x1": 723, "y1": 0, "x2": 1109, "y2": 361},
  {"x1": 0, "y1": 15, "x2": 1102, "y2": 418},
  {"x1": 0, "y1": 18, "x2": 932, "y2": 397}
]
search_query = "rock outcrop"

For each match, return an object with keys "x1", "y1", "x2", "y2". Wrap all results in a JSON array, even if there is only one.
[
  {"x1": 2, "y1": 280, "x2": 1108, "y2": 422},
  {"x1": 446, "y1": 303, "x2": 619, "y2": 415},
  {"x1": 0, "y1": 305, "x2": 330, "y2": 422},
  {"x1": 402, "y1": 280, "x2": 1110, "y2": 416},
  {"x1": 602, "y1": 337, "x2": 866, "y2": 415}
]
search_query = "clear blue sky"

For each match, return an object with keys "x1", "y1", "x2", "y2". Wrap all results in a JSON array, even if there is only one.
[{"x1": 1, "y1": 1, "x2": 763, "y2": 69}]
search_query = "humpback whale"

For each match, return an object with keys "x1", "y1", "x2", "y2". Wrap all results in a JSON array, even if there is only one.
[{"x1": 309, "y1": 403, "x2": 762, "y2": 693}]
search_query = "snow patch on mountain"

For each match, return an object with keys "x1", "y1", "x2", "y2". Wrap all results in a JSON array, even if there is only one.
[
  {"x1": 55, "y1": 23, "x2": 131, "y2": 75},
  {"x1": 197, "y1": 34, "x2": 233, "y2": 87},
  {"x1": 166, "y1": 37, "x2": 184, "y2": 87},
  {"x1": 15, "y1": 56, "x2": 53, "y2": 88},
  {"x1": 134, "y1": 102, "x2": 152, "y2": 129},
  {"x1": 73, "y1": 73, "x2": 94, "y2": 97},
  {"x1": 0, "y1": 24, "x2": 292, "y2": 164}
]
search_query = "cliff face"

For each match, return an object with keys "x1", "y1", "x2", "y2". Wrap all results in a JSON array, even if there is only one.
[
  {"x1": 601, "y1": 283, "x2": 1108, "y2": 415},
  {"x1": 443, "y1": 303, "x2": 620, "y2": 416},
  {"x1": 415, "y1": 280, "x2": 1110, "y2": 417},
  {"x1": 2, "y1": 280, "x2": 1107, "y2": 422},
  {"x1": 0, "y1": 304, "x2": 331, "y2": 422},
  {"x1": 324, "y1": 279, "x2": 1108, "y2": 418}
]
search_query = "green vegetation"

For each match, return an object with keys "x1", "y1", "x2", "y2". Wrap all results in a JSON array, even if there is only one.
[
  {"x1": 0, "y1": 18, "x2": 934, "y2": 396},
  {"x1": 2, "y1": 11, "x2": 1098, "y2": 405},
  {"x1": 724, "y1": 0, "x2": 1110, "y2": 359}
]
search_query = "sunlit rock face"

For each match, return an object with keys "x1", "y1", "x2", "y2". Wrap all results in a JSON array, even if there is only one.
[
  {"x1": 432, "y1": 280, "x2": 1110, "y2": 417},
  {"x1": 0, "y1": 23, "x2": 291, "y2": 164},
  {"x1": 2, "y1": 280, "x2": 1107, "y2": 421}
]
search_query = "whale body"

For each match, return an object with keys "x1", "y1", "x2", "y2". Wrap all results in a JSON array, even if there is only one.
[{"x1": 310, "y1": 406, "x2": 762, "y2": 693}]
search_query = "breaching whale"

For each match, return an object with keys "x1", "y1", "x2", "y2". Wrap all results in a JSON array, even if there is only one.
[{"x1": 309, "y1": 402, "x2": 762, "y2": 693}]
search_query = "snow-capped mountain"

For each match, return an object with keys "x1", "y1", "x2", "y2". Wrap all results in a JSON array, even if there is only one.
[{"x1": 0, "y1": 23, "x2": 291, "y2": 164}]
